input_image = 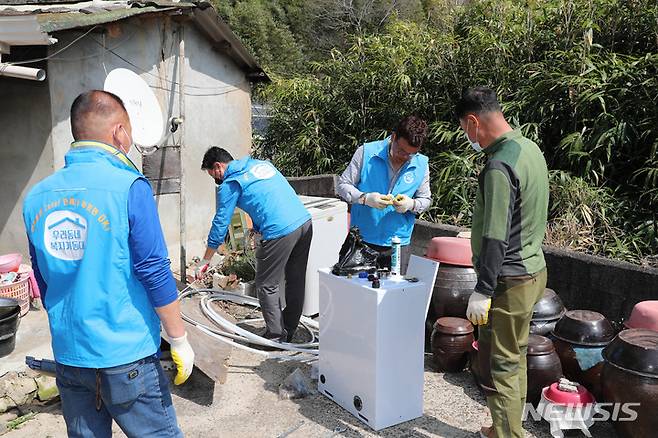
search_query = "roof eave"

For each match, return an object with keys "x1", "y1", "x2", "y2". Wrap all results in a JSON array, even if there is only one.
[{"x1": 191, "y1": 7, "x2": 269, "y2": 83}]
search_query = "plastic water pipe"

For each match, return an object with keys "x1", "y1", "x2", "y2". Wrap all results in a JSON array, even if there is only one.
[{"x1": 0, "y1": 63, "x2": 46, "y2": 81}]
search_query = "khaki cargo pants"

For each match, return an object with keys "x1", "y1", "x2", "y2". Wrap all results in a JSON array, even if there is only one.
[{"x1": 478, "y1": 269, "x2": 547, "y2": 438}]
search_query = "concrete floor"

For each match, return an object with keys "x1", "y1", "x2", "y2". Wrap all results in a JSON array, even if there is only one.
[{"x1": 1, "y1": 311, "x2": 617, "y2": 437}]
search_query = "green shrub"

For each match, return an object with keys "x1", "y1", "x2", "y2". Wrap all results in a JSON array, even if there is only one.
[{"x1": 253, "y1": 0, "x2": 658, "y2": 265}]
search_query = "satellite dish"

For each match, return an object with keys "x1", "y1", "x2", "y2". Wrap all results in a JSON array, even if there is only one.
[{"x1": 103, "y1": 68, "x2": 164, "y2": 148}]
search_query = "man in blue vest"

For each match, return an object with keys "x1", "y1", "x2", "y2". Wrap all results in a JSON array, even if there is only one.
[
  {"x1": 336, "y1": 115, "x2": 431, "y2": 271},
  {"x1": 23, "y1": 90, "x2": 193, "y2": 437},
  {"x1": 197, "y1": 147, "x2": 313, "y2": 343}
]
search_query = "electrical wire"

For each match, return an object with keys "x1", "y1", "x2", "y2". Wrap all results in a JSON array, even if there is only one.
[
  {"x1": 6, "y1": 26, "x2": 100, "y2": 66},
  {"x1": 88, "y1": 36, "x2": 243, "y2": 93},
  {"x1": 4, "y1": 18, "x2": 243, "y2": 94}
]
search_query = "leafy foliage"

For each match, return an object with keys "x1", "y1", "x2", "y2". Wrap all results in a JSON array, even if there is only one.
[{"x1": 252, "y1": 0, "x2": 658, "y2": 264}]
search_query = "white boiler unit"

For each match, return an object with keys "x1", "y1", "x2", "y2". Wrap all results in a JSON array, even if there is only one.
[
  {"x1": 318, "y1": 256, "x2": 439, "y2": 430},
  {"x1": 299, "y1": 195, "x2": 348, "y2": 316}
]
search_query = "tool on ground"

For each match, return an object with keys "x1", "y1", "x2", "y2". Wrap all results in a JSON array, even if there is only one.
[{"x1": 25, "y1": 356, "x2": 57, "y2": 377}]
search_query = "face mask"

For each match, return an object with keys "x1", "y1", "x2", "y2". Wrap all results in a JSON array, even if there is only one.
[
  {"x1": 120, "y1": 127, "x2": 135, "y2": 155},
  {"x1": 465, "y1": 119, "x2": 482, "y2": 153},
  {"x1": 213, "y1": 165, "x2": 224, "y2": 185}
]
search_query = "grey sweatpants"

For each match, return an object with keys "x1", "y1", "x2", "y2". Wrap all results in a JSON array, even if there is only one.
[{"x1": 255, "y1": 220, "x2": 313, "y2": 338}]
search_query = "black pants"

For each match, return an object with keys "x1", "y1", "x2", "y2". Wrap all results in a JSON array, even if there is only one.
[{"x1": 255, "y1": 220, "x2": 313, "y2": 338}]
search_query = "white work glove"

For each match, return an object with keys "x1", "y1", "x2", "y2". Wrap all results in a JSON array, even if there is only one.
[
  {"x1": 466, "y1": 291, "x2": 492, "y2": 326},
  {"x1": 168, "y1": 332, "x2": 195, "y2": 385},
  {"x1": 194, "y1": 258, "x2": 211, "y2": 280},
  {"x1": 364, "y1": 192, "x2": 393, "y2": 210},
  {"x1": 393, "y1": 194, "x2": 415, "y2": 214}
]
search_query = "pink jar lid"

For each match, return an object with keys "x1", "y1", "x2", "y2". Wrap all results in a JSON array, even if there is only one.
[
  {"x1": 425, "y1": 237, "x2": 473, "y2": 267},
  {"x1": 543, "y1": 382, "x2": 595, "y2": 406},
  {"x1": 625, "y1": 301, "x2": 658, "y2": 332}
]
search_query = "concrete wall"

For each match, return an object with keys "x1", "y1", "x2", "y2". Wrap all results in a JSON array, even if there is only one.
[
  {"x1": 0, "y1": 77, "x2": 54, "y2": 256},
  {"x1": 288, "y1": 174, "x2": 658, "y2": 322},
  {"x1": 18, "y1": 15, "x2": 253, "y2": 273}
]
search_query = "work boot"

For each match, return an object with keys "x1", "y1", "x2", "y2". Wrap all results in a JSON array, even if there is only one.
[
  {"x1": 285, "y1": 329, "x2": 296, "y2": 343},
  {"x1": 479, "y1": 425, "x2": 496, "y2": 438}
]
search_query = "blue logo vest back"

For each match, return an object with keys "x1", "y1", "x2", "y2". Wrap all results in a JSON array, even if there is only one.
[{"x1": 23, "y1": 142, "x2": 161, "y2": 368}]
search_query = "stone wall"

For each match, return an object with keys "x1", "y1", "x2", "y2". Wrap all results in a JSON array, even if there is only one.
[
  {"x1": 288, "y1": 174, "x2": 338, "y2": 199},
  {"x1": 288, "y1": 174, "x2": 658, "y2": 322}
]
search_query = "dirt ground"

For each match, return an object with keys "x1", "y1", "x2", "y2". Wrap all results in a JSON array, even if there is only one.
[{"x1": 2, "y1": 345, "x2": 617, "y2": 438}]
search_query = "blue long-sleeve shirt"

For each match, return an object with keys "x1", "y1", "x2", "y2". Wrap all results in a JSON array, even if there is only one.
[
  {"x1": 207, "y1": 158, "x2": 311, "y2": 248},
  {"x1": 207, "y1": 181, "x2": 241, "y2": 249},
  {"x1": 28, "y1": 178, "x2": 177, "y2": 308}
]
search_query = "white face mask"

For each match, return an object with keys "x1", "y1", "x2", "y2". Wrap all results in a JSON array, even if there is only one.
[
  {"x1": 120, "y1": 126, "x2": 135, "y2": 155},
  {"x1": 465, "y1": 119, "x2": 482, "y2": 153}
]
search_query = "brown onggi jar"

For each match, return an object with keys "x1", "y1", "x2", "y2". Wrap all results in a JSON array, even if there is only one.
[
  {"x1": 431, "y1": 317, "x2": 474, "y2": 372},
  {"x1": 602, "y1": 329, "x2": 658, "y2": 438}
]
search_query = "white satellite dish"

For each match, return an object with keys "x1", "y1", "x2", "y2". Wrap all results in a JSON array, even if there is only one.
[{"x1": 103, "y1": 68, "x2": 164, "y2": 148}]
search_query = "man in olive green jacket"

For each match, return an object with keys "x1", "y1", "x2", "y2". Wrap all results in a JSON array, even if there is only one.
[{"x1": 456, "y1": 87, "x2": 549, "y2": 438}]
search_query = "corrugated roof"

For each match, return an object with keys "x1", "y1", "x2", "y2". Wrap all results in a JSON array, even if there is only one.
[
  {"x1": 0, "y1": 0, "x2": 269, "y2": 81},
  {"x1": 36, "y1": 5, "x2": 189, "y2": 32},
  {"x1": 0, "y1": 14, "x2": 54, "y2": 45}
]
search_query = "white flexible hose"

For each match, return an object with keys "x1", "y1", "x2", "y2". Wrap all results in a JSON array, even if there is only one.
[
  {"x1": 180, "y1": 288, "x2": 318, "y2": 348},
  {"x1": 201, "y1": 295, "x2": 319, "y2": 353},
  {"x1": 178, "y1": 288, "x2": 320, "y2": 359},
  {"x1": 192, "y1": 321, "x2": 312, "y2": 361}
]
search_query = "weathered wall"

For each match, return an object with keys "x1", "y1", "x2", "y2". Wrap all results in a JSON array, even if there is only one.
[
  {"x1": 0, "y1": 77, "x2": 54, "y2": 256},
  {"x1": 27, "y1": 15, "x2": 252, "y2": 273},
  {"x1": 288, "y1": 174, "x2": 658, "y2": 322}
]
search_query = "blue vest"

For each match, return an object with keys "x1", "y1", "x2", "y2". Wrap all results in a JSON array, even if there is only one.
[
  {"x1": 225, "y1": 157, "x2": 310, "y2": 240},
  {"x1": 22, "y1": 141, "x2": 161, "y2": 368},
  {"x1": 350, "y1": 137, "x2": 428, "y2": 246}
]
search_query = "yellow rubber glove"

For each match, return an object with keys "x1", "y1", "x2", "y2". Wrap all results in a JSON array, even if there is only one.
[
  {"x1": 168, "y1": 332, "x2": 195, "y2": 385},
  {"x1": 393, "y1": 194, "x2": 414, "y2": 213},
  {"x1": 364, "y1": 192, "x2": 394, "y2": 209},
  {"x1": 466, "y1": 291, "x2": 492, "y2": 326}
]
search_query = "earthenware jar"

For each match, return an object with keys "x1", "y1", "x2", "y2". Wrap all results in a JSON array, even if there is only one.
[
  {"x1": 431, "y1": 317, "x2": 474, "y2": 372},
  {"x1": 529, "y1": 288, "x2": 566, "y2": 336},
  {"x1": 526, "y1": 335, "x2": 563, "y2": 404},
  {"x1": 601, "y1": 329, "x2": 658, "y2": 438},
  {"x1": 552, "y1": 310, "x2": 616, "y2": 399},
  {"x1": 430, "y1": 264, "x2": 477, "y2": 321},
  {"x1": 471, "y1": 335, "x2": 563, "y2": 402},
  {"x1": 469, "y1": 340, "x2": 496, "y2": 394},
  {"x1": 425, "y1": 238, "x2": 476, "y2": 322}
]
